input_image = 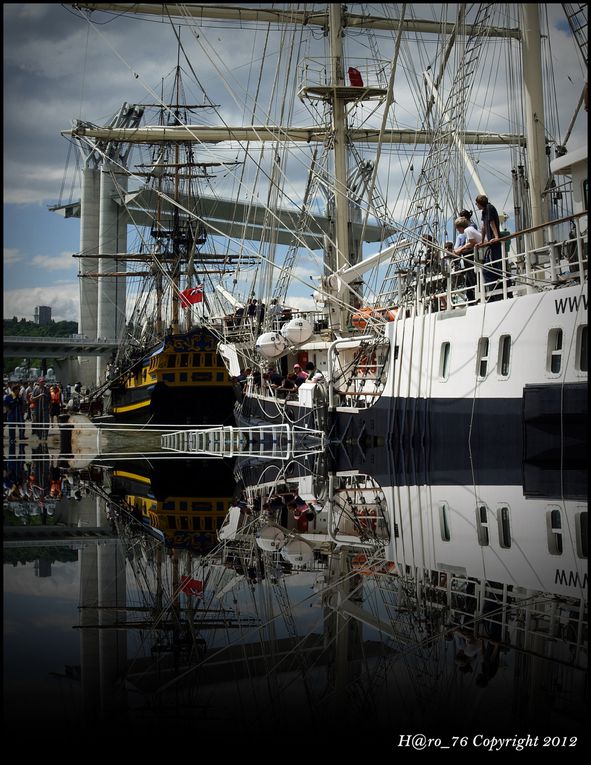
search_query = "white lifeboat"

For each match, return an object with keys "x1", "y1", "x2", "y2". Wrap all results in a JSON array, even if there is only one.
[
  {"x1": 280, "y1": 538, "x2": 315, "y2": 568},
  {"x1": 255, "y1": 526, "x2": 286, "y2": 551},
  {"x1": 255, "y1": 331, "x2": 288, "y2": 358},
  {"x1": 281, "y1": 317, "x2": 313, "y2": 345}
]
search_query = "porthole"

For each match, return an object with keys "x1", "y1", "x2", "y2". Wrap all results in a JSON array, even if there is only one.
[
  {"x1": 497, "y1": 334, "x2": 511, "y2": 377},
  {"x1": 547, "y1": 328, "x2": 563, "y2": 374},
  {"x1": 476, "y1": 337, "x2": 489, "y2": 378}
]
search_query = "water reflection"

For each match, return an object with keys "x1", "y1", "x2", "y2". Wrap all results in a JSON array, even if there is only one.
[{"x1": 3, "y1": 421, "x2": 588, "y2": 745}]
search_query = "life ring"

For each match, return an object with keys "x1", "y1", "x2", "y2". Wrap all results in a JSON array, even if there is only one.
[
  {"x1": 351, "y1": 554, "x2": 397, "y2": 576},
  {"x1": 358, "y1": 352, "x2": 377, "y2": 375},
  {"x1": 351, "y1": 553, "x2": 372, "y2": 574},
  {"x1": 381, "y1": 308, "x2": 398, "y2": 322},
  {"x1": 351, "y1": 307, "x2": 374, "y2": 329}
]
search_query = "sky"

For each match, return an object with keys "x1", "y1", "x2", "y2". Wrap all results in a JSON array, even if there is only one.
[{"x1": 3, "y1": 4, "x2": 587, "y2": 323}]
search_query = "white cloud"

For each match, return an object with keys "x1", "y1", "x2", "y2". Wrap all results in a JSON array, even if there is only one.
[
  {"x1": 31, "y1": 252, "x2": 78, "y2": 271},
  {"x1": 3, "y1": 284, "x2": 79, "y2": 323},
  {"x1": 4, "y1": 248, "x2": 24, "y2": 265}
]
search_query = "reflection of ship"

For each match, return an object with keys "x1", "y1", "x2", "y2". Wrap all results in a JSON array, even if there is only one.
[
  {"x1": 108, "y1": 457, "x2": 236, "y2": 554},
  {"x1": 78, "y1": 433, "x2": 585, "y2": 735},
  {"x1": 223, "y1": 447, "x2": 588, "y2": 733}
]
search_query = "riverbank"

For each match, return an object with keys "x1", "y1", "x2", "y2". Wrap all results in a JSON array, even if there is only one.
[{"x1": 3, "y1": 413, "x2": 98, "y2": 468}]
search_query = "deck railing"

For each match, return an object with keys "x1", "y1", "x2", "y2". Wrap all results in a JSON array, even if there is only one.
[{"x1": 412, "y1": 211, "x2": 587, "y2": 310}]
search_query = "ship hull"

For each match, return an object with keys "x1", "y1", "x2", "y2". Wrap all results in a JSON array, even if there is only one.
[
  {"x1": 235, "y1": 285, "x2": 587, "y2": 497},
  {"x1": 111, "y1": 382, "x2": 236, "y2": 425},
  {"x1": 106, "y1": 327, "x2": 236, "y2": 425}
]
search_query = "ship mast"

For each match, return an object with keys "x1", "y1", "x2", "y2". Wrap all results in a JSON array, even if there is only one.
[
  {"x1": 329, "y1": 3, "x2": 351, "y2": 271},
  {"x1": 170, "y1": 59, "x2": 182, "y2": 336},
  {"x1": 520, "y1": 5, "x2": 548, "y2": 248},
  {"x1": 329, "y1": 3, "x2": 351, "y2": 331}
]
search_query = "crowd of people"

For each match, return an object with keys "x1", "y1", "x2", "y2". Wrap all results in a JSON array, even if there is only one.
[
  {"x1": 235, "y1": 360, "x2": 325, "y2": 399},
  {"x1": 3, "y1": 442, "x2": 91, "y2": 512},
  {"x1": 3, "y1": 378, "x2": 84, "y2": 442},
  {"x1": 415, "y1": 196, "x2": 510, "y2": 309},
  {"x1": 225, "y1": 297, "x2": 295, "y2": 332}
]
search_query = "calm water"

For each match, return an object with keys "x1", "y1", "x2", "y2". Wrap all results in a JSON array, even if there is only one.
[{"x1": 3, "y1": 417, "x2": 588, "y2": 751}]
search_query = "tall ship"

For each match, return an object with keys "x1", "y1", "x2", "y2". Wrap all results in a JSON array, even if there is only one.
[
  {"x1": 58, "y1": 58, "x2": 241, "y2": 424},
  {"x1": 209, "y1": 3, "x2": 587, "y2": 466},
  {"x1": 64, "y1": 3, "x2": 587, "y2": 449}
]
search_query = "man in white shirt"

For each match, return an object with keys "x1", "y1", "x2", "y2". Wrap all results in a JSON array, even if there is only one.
[
  {"x1": 454, "y1": 217, "x2": 482, "y2": 304},
  {"x1": 268, "y1": 298, "x2": 284, "y2": 329}
]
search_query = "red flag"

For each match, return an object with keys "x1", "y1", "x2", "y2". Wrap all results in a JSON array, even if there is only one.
[
  {"x1": 180, "y1": 284, "x2": 204, "y2": 307},
  {"x1": 348, "y1": 67, "x2": 364, "y2": 87},
  {"x1": 180, "y1": 575, "x2": 204, "y2": 597}
]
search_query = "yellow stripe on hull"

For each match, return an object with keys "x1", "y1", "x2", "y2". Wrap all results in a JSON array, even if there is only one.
[
  {"x1": 112, "y1": 471, "x2": 152, "y2": 484},
  {"x1": 112, "y1": 399, "x2": 151, "y2": 414}
]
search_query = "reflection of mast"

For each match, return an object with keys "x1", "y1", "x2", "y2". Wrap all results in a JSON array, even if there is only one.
[{"x1": 322, "y1": 548, "x2": 363, "y2": 715}]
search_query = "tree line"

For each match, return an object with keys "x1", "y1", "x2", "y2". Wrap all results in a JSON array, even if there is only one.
[
  {"x1": 4, "y1": 317, "x2": 78, "y2": 337},
  {"x1": 3, "y1": 318, "x2": 79, "y2": 374}
]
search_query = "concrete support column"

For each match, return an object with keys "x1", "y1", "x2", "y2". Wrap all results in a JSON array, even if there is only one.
[
  {"x1": 51, "y1": 357, "x2": 80, "y2": 388},
  {"x1": 97, "y1": 165, "x2": 127, "y2": 384},
  {"x1": 98, "y1": 538, "x2": 128, "y2": 721},
  {"x1": 79, "y1": 543, "x2": 101, "y2": 723},
  {"x1": 79, "y1": 166, "x2": 100, "y2": 386}
]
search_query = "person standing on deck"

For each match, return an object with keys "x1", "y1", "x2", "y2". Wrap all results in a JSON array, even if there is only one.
[
  {"x1": 475, "y1": 194, "x2": 502, "y2": 301},
  {"x1": 3, "y1": 385, "x2": 25, "y2": 442},
  {"x1": 49, "y1": 385, "x2": 62, "y2": 429},
  {"x1": 454, "y1": 217, "x2": 482, "y2": 304},
  {"x1": 247, "y1": 298, "x2": 258, "y2": 324},
  {"x1": 452, "y1": 209, "x2": 477, "y2": 302},
  {"x1": 31, "y1": 377, "x2": 50, "y2": 439},
  {"x1": 255, "y1": 300, "x2": 265, "y2": 332},
  {"x1": 269, "y1": 299, "x2": 284, "y2": 329}
]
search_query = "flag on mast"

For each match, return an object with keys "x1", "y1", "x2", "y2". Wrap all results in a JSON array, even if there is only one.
[
  {"x1": 180, "y1": 284, "x2": 204, "y2": 308},
  {"x1": 180, "y1": 575, "x2": 204, "y2": 597}
]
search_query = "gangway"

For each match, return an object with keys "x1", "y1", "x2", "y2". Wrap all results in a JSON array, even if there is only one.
[{"x1": 161, "y1": 424, "x2": 325, "y2": 460}]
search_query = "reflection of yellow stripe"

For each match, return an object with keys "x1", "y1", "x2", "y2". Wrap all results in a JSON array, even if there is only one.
[
  {"x1": 113, "y1": 471, "x2": 151, "y2": 485},
  {"x1": 113, "y1": 399, "x2": 151, "y2": 413}
]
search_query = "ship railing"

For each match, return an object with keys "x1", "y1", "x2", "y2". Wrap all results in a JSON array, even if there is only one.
[
  {"x1": 332, "y1": 368, "x2": 387, "y2": 410},
  {"x1": 161, "y1": 424, "x2": 325, "y2": 460},
  {"x1": 328, "y1": 335, "x2": 389, "y2": 411},
  {"x1": 408, "y1": 211, "x2": 588, "y2": 311},
  {"x1": 325, "y1": 474, "x2": 390, "y2": 550},
  {"x1": 262, "y1": 308, "x2": 330, "y2": 335},
  {"x1": 219, "y1": 318, "x2": 257, "y2": 346},
  {"x1": 297, "y1": 56, "x2": 390, "y2": 94},
  {"x1": 384, "y1": 570, "x2": 587, "y2": 669}
]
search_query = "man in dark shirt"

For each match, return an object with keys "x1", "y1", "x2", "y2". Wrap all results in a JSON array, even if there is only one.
[
  {"x1": 265, "y1": 367, "x2": 283, "y2": 387},
  {"x1": 475, "y1": 194, "x2": 502, "y2": 301}
]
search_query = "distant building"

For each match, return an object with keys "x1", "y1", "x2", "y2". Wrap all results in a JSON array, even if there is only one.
[
  {"x1": 34, "y1": 305, "x2": 52, "y2": 325},
  {"x1": 34, "y1": 559, "x2": 52, "y2": 578}
]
